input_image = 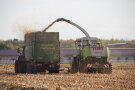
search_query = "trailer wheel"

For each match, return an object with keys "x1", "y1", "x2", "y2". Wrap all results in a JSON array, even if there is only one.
[
  {"x1": 26, "y1": 62, "x2": 32, "y2": 74},
  {"x1": 54, "y1": 70, "x2": 59, "y2": 73},
  {"x1": 21, "y1": 61, "x2": 26, "y2": 73},
  {"x1": 15, "y1": 60, "x2": 19, "y2": 73},
  {"x1": 15, "y1": 60, "x2": 22, "y2": 73},
  {"x1": 15, "y1": 60, "x2": 26, "y2": 73},
  {"x1": 49, "y1": 70, "x2": 59, "y2": 73}
]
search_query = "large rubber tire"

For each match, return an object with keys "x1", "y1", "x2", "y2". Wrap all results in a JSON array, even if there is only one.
[
  {"x1": 71, "y1": 56, "x2": 92, "y2": 73},
  {"x1": 97, "y1": 68, "x2": 103, "y2": 73},
  {"x1": 21, "y1": 61, "x2": 26, "y2": 73},
  {"x1": 87, "y1": 68, "x2": 96, "y2": 73},
  {"x1": 79, "y1": 60, "x2": 89, "y2": 73},
  {"x1": 15, "y1": 60, "x2": 19, "y2": 73},
  {"x1": 15, "y1": 60, "x2": 26, "y2": 74},
  {"x1": 18, "y1": 61, "x2": 22, "y2": 73},
  {"x1": 105, "y1": 64, "x2": 112, "y2": 74},
  {"x1": 101, "y1": 64, "x2": 112, "y2": 74},
  {"x1": 26, "y1": 62, "x2": 32, "y2": 74},
  {"x1": 71, "y1": 57, "x2": 78, "y2": 73},
  {"x1": 49, "y1": 70, "x2": 59, "y2": 73},
  {"x1": 15, "y1": 60, "x2": 21, "y2": 73}
]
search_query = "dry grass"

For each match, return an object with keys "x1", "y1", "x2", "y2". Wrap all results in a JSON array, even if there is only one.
[{"x1": 0, "y1": 63, "x2": 135, "y2": 90}]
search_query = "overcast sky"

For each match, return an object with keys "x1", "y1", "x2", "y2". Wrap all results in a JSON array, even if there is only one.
[{"x1": 0, "y1": 0, "x2": 135, "y2": 40}]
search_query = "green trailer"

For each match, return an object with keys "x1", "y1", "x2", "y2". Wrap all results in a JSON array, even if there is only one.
[{"x1": 15, "y1": 32, "x2": 60, "y2": 73}]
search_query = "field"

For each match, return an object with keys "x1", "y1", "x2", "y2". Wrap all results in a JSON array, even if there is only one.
[{"x1": 0, "y1": 63, "x2": 135, "y2": 90}]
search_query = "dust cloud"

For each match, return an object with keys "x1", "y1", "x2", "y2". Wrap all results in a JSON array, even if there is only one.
[
  {"x1": 13, "y1": 24, "x2": 39, "y2": 40},
  {"x1": 18, "y1": 26, "x2": 35, "y2": 34}
]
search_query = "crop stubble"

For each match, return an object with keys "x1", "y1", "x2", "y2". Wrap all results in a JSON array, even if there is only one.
[{"x1": 0, "y1": 63, "x2": 135, "y2": 90}]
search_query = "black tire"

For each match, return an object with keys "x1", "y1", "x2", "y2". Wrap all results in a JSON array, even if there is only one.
[
  {"x1": 71, "y1": 58, "x2": 78, "y2": 73},
  {"x1": 26, "y1": 62, "x2": 32, "y2": 74},
  {"x1": 49, "y1": 70, "x2": 59, "y2": 73},
  {"x1": 15, "y1": 60, "x2": 22, "y2": 73},
  {"x1": 20, "y1": 61, "x2": 26, "y2": 73},
  {"x1": 15, "y1": 60, "x2": 19, "y2": 73},
  {"x1": 103, "y1": 64, "x2": 112, "y2": 74},
  {"x1": 79, "y1": 59, "x2": 92, "y2": 73},
  {"x1": 18, "y1": 60, "x2": 22, "y2": 73},
  {"x1": 97, "y1": 68, "x2": 103, "y2": 73},
  {"x1": 87, "y1": 68, "x2": 93, "y2": 73},
  {"x1": 54, "y1": 70, "x2": 59, "y2": 73},
  {"x1": 15, "y1": 55, "x2": 27, "y2": 74},
  {"x1": 87, "y1": 68, "x2": 97, "y2": 73},
  {"x1": 15, "y1": 60, "x2": 26, "y2": 74},
  {"x1": 106, "y1": 64, "x2": 112, "y2": 74}
]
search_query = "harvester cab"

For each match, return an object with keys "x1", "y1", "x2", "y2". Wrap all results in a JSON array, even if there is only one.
[{"x1": 75, "y1": 37, "x2": 102, "y2": 48}]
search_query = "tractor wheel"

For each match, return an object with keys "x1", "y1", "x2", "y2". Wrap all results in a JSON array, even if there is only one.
[
  {"x1": 21, "y1": 61, "x2": 26, "y2": 73},
  {"x1": 106, "y1": 64, "x2": 112, "y2": 74},
  {"x1": 15, "y1": 60, "x2": 19, "y2": 73},
  {"x1": 26, "y1": 62, "x2": 32, "y2": 74},
  {"x1": 79, "y1": 59, "x2": 92, "y2": 73},
  {"x1": 87, "y1": 68, "x2": 92, "y2": 73},
  {"x1": 87, "y1": 68, "x2": 96, "y2": 73},
  {"x1": 71, "y1": 58, "x2": 78, "y2": 73},
  {"x1": 97, "y1": 68, "x2": 102, "y2": 73},
  {"x1": 49, "y1": 70, "x2": 59, "y2": 73},
  {"x1": 54, "y1": 70, "x2": 59, "y2": 73},
  {"x1": 15, "y1": 60, "x2": 26, "y2": 74},
  {"x1": 79, "y1": 61, "x2": 87, "y2": 73},
  {"x1": 17, "y1": 61, "x2": 22, "y2": 73},
  {"x1": 103, "y1": 64, "x2": 112, "y2": 74},
  {"x1": 15, "y1": 60, "x2": 21, "y2": 73}
]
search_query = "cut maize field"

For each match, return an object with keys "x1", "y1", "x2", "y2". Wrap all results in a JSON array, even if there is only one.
[{"x1": 0, "y1": 63, "x2": 135, "y2": 90}]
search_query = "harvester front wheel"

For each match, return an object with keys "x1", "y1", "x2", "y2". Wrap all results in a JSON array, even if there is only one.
[
  {"x1": 71, "y1": 57, "x2": 79, "y2": 73},
  {"x1": 106, "y1": 64, "x2": 112, "y2": 74},
  {"x1": 102, "y1": 64, "x2": 112, "y2": 74}
]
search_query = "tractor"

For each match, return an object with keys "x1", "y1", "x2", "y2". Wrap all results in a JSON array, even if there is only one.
[{"x1": 71, "y1": 37, "x2": 112, "y2": 73}]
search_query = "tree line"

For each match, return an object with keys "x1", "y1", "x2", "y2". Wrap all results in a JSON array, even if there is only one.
[
  {"x1": 0, "y1": 38, "x2": 135, "y2": 50},
  {"x1": 0, "y1": 39, "x2": 24, "y2": 50}
]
